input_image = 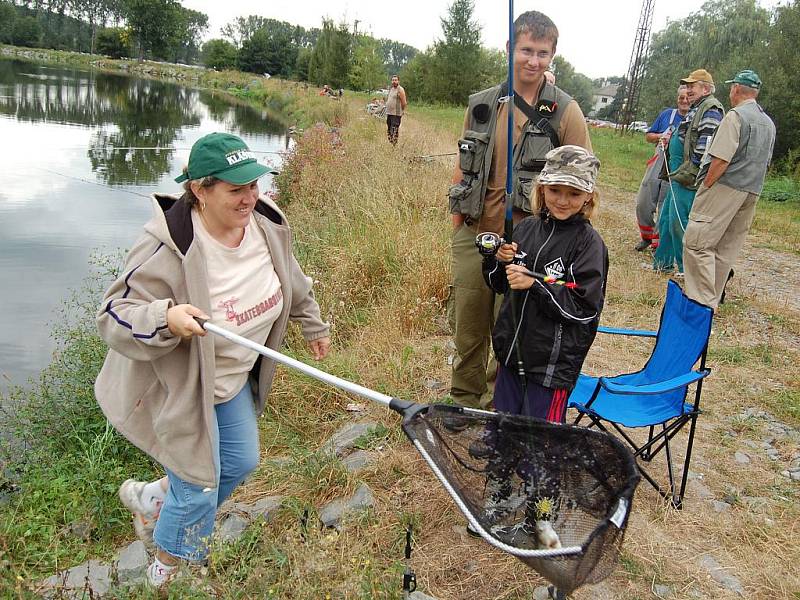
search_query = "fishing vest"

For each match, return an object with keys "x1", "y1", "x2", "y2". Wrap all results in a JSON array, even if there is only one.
[
  {"x1": 448, "y1": 81, "x2": 573, "y2": 219},
  {"x1": 716, "y1": 100, "x2": 775, "y2": 195},
  {"x1": 668, "y1": 94, "x2": 724, "y2": 190}
]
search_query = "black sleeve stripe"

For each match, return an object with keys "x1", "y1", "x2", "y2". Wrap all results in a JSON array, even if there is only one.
[{"x1": 104, "y1": 243, "x2": 167, "y2": 339}]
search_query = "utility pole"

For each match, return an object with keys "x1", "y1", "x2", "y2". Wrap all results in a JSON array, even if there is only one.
[{"x1": 620, "y1": 0, "x2": 656, "y2": 133}]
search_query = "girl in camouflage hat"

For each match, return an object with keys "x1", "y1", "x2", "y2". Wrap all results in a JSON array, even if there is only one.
[{"x1": 481, "y1": 145, "x2": 609, "y2": 424}]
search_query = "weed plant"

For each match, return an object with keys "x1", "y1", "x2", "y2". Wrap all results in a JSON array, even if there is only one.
[{"x1": 0, "y1": 253, "x2": 157, "y2": 594}]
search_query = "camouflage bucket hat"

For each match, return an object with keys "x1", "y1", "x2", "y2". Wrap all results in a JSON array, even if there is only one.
[{"x1": 538, "y1": 145, "x2": 601, "y2": 193}]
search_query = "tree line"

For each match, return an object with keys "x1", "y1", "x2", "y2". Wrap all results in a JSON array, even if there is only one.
[
  {"x1": 2, "y1": 0, "x2": 798, "y2": 170},
  {"x1": 638, "y1": 0, "x2": 799, "y2": 172}
]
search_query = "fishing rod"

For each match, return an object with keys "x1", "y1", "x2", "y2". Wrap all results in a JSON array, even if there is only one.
[
  {"x1": 413, "y1": 152, "x2": 457, "y2": 159},
  {"x1": 504, "y1": 0, "x2": 527, "y2": 388}
]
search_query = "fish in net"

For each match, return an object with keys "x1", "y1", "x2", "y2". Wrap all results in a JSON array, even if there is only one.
[
  {"x1": 396, "y1": 401, "x2": 640, "y2": 595},
  {"x1": 202, "y1": 321, "x2": 640, "y2": 596}
]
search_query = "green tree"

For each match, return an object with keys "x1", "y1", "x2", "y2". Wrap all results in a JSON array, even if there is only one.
[
  {"x1": 640, "y1": 0, "x2": 771, "y2": 121},
  {"x1": 202, "y1": 38, "x2": 237, "y2": 70},
  {"x1": 350, "y1": 35, "x2": 386, "y2": 91},
  {"x1": 755, "y1": 0, "x2": 800, "y2": 168},
  {"x1": 122, "y1": 0, "x2": 181, "y2": 60},
  {"x1": 169, "y1": 7, "x2": 208, "y2": 64},
  {"x1": 0, "y1": 2, "x2": 17, "y2": 44},
  {"x1": 237, "y1": 26, "x2": 296, "y2": 77},
  {"x1": 73, "y1": 0, "x2": 118, "y2": 54},
  {"x1": 295, "y1": 46, "x2": 312, "y2": 81},
  {"x1": 551, "y1": 56, "x2": 594, "y2": 115},
  {"x1": 221, "y1": 15, "x2": 271, "y2": 48},
  {"x1": 400, "y1": 50, "x2": 436, "y2": 101},
  {"x1": 95, "y1": 26, "x2": 131, "y2": 58},
  {"x1": 377, "y1": 38, "x2": 418, "y2": 76},
  {"x1": 308, "y1": 19, "x2": 351, "y2": 88},
  {"x1": 11, "y1": 15, "x2": 41, "y2": 47},
  {"x1": 429, "y1": 0, "x2": 482, "y2": 104}
]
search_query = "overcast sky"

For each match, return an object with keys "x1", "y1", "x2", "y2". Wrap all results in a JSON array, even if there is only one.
[{"x1": 182, "y1": 0, "x2": 779, "y2": 79}]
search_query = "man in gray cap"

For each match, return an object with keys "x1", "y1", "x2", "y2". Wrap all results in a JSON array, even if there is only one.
[{"x1": 683, "y1": 70, "x2": 776, "y2": 309}]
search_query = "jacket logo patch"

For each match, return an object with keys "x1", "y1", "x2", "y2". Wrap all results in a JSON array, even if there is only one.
[{"x1": 544, "y1": 257, "x2": 565, "y2": 280}]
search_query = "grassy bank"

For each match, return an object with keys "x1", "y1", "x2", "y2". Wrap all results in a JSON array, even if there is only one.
[{"x1": 1, "y1": 73, "x2": 799, "y2": 598}]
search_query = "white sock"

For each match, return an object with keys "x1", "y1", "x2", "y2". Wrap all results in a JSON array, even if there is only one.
[{"x1": 142, "y1": 480, "x2": 167, "y2": 515}]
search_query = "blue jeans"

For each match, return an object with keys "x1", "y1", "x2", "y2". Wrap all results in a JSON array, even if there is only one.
[{"x1": 153, "y1": 384, "x2": 260, "y2": 561}]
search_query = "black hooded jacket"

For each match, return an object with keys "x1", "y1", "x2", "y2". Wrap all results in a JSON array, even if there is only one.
[{"x1": 482, "y1": 211, "x2": 608, "y2": 390}]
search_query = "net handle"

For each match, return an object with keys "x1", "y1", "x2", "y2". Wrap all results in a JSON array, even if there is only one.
[{"x1": 199, "y1": 320, "x2": 394, "y2": 407}]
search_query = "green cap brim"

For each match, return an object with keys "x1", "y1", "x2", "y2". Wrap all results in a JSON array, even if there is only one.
[
  {"x1": 215, "y1": 161, "x2": 274, "y2": 185},
  {"x1": 173, "y1": 161, "x2": 276, "y2": 185}
]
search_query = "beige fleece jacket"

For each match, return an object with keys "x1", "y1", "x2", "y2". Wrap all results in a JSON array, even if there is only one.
[{"x1": 95, "y1": 194, "x2": 329, "y2": 487}]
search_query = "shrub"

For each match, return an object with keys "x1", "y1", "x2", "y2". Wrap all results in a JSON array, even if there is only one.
[
  {"x1": 95, "y1": 27, "x2": 131, "y2": 59},
  {"x1": 11, "y1": 15, "x2": 41, "y2": 48},
  {"x1": 202, "y1": 38, "x2": 237, "y2": 71}
]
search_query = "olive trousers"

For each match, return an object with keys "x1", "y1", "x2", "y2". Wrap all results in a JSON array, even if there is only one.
[{"x1": 448, "y1": 223, "x2": 502, "y2": 409}]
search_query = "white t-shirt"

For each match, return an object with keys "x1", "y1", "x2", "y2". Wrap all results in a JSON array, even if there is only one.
[{"x1": 192, "y1": 211, "x2": 283, "y2": 403}]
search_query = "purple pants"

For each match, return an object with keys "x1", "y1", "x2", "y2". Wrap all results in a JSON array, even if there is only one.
[{"x1": 493, "y1": 364, "x2": 568, "y2": 423}]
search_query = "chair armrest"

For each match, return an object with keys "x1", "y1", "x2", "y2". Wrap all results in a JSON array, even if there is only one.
[
  {"x1": 597, "y1": 326, "x2": 658, "y2": 338},
  {"x1": 599, "y1": 369, "x2": 711, "y2": 395}
]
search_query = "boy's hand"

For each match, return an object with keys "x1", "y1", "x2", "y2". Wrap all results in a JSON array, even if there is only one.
[
  {"x1": 496, "y1": 242, "x2": 517, "y2": 263},
  {"x1": 505, "y1": 263, "x2": 535, "y2": 290}
]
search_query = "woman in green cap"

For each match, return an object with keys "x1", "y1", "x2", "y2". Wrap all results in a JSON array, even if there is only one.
[{"x1": 95, "y1": 132, "x2": 330, "y2": 586}]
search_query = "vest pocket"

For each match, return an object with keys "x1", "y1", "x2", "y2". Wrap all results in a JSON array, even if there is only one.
[
  {"x1": 515, "y1": 177, "x2": 534, "y2": 213},
  {"x1": 448, "y1": 179, "x2": 483, "y2": 219},
  {"x1": 517, "y1": 126, "x2": 554, "y2": 171},
  {"x1": 457, "y1": 130, "x2": 490, "y2": 175}
]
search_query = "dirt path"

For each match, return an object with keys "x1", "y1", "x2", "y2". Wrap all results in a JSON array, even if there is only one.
[{"x1": 600, "y1": 185, "x2": 800, "y2": 314}]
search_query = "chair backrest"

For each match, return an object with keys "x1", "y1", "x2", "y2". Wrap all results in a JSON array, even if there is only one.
[{"x1": 642, "y1": 280, "x2": 713, "y2": 380}]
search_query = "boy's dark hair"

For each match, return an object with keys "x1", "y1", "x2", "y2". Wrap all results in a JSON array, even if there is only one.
[{"x1": 513, "y1": 11, "x2": 559, "y2": 53}]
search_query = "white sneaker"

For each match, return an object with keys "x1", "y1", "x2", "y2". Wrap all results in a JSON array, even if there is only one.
[
  {"x1": 146, "y1": 559, "x2": 177, "y2": 587},
  {"x1": 118, "y1": 479, "x2": 162, "y2": 550}
]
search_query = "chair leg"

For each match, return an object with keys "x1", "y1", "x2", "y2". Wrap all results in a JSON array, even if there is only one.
[
  {"x1": 676, "y1": 412, "x2": 700, "y2": 509},
  {"x1": 661, "y1": 423, "x2": 681, "y2": 508}
]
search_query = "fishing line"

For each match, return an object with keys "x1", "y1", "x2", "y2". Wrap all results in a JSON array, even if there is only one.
[
  {"x1": 657, "y1": 136, "x2": 687, "y2": 234},
  {"x1": 42, "y1": 146, "x2": 287, "y2": 155},
  {"x1": 36, "y1": 167, "x2": 152, "y2": 198}
]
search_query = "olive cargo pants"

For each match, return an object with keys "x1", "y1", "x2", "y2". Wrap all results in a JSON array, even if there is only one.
[{"x1": 448, "y1": 224, "x2": 502, "y2": 409}]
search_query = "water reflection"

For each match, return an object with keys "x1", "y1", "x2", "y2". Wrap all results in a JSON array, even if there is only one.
[{"x1": 0, "y1": 59, "x2": 289, "y2": 390}]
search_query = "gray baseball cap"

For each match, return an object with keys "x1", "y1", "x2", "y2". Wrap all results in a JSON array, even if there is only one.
[{"x1": 538, "y1": 145, "x2": 601, "y2": 193}]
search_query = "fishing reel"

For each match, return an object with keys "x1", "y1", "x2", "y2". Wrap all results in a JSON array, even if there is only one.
[{"x1": 475, "y1": 231, "x2": 503, "y2": 256}]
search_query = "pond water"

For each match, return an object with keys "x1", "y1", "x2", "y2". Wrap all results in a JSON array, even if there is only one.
[{"x1": 0, "y1": 59, "x2": 289, "y2": 392}]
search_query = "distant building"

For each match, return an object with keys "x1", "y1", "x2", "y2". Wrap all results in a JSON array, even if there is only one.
[{"x1": 589, "y1": 83, "x2": 619, "y2": 117}]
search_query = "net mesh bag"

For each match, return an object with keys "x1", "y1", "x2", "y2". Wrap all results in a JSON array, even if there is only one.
[{"x1": 398, "y1": 402, "x2": 641, "y2": 596}]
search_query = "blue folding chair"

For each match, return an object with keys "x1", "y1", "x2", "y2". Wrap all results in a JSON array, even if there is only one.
[{"x1": 569, "y1": 280, "x2": 713, "y2": 508}]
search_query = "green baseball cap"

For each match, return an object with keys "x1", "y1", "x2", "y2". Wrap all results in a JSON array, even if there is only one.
[
  {"x1": 174, "y1": 132, "x2": 275, "y2": 184},
  {"x1": 725, "y1": 69, "x2": 762, "y2": 90}
]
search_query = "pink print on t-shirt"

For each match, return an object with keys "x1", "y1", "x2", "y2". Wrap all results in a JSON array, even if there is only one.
[{"x1": 220, "y1": 289, "x2": 284, "y2": 327}]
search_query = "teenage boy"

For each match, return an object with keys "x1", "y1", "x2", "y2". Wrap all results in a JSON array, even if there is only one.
[{"x1": 447, "y1": 11, "x2": 592, "y2": 410}]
